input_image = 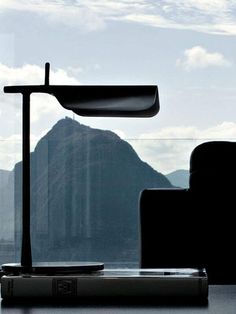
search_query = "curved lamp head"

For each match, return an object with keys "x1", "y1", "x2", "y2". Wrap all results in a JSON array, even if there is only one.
[
  {"x1": 4, "y1": 63, "x2": 159, "y2": 118},
  {"x1": 55, "y1": 85, "x2": 159, "y2": 117}
]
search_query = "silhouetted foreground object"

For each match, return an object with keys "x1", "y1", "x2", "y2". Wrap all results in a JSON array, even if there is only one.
[
  {"x1": 2, "y1": 62, "x2": 160, "y2": 275},
  {"x1": 140, "y1": 141, "x2": 236, "y2": 284},
  {"x1": 1, "y1": 268, "x2": 208, "y2": 299}
]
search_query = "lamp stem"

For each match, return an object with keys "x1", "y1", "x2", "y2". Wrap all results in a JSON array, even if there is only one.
[
  {"x1": 45, "y1": 62, "x2": 50, "y2": 86},
  {"x1": 21, "y1": 92, "x2": 32, "y2": 269}
]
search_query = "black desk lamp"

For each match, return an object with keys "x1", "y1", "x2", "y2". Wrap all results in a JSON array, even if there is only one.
[{"x1": 2, "y1": 63, "x2": 159, "y2": 275}]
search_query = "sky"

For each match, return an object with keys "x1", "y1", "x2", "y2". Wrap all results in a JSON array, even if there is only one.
[{"x1": 1, "y1": 0, "x2": 236, "y2": 173}]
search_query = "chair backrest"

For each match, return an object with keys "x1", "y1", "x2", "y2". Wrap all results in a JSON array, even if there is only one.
[
  {"x1": 140, "y1": 188, "x2": 205, "y2": 269},
  {"x1": 140, "y1": 141, "x2": 236, "y2": 283},
  {"x1": 189, "y1": 141, "x2": 236, "y2": 283},
  {"x1": 189, "y1": 141, "x2": 236, "y2": 191}
]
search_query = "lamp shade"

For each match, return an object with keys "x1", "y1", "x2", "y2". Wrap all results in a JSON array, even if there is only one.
[{"x1": 4, "y1": 85, "x2": 159, "y2": 117}]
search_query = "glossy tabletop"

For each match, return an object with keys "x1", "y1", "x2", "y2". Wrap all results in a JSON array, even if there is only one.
[{"x1": 1, "y1": 285, "x2": 236, "y2": 313}]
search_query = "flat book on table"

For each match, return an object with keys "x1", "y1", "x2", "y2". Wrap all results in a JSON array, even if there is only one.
[{"x1": 1, "y1": 268, "x2": 208, "y2": 299}]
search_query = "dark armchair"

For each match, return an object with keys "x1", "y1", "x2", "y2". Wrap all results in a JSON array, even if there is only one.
[{"x1": 140, "y1": 141, "x2": 236, "y2": 284}]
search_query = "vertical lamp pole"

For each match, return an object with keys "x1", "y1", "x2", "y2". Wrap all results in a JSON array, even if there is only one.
[
  {"x1": 21, "y1": 63, "x2": 50, "y2": 270},
  {"x1": 21, "y1": 91, "x2": 32, "y2": 270}
]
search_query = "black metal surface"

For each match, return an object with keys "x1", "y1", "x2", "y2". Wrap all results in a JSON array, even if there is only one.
[
  {"x1": 1, "y1": 262, "x2": 104, "y2": 275},
  {"x1": 21, "y1": 92, "x2": 32, "y2": 270},
  {"x1": 4, "y1": 85, "x2": 159, "y2": 117}
]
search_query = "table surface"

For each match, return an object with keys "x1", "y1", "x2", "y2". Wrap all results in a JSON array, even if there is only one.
[{"x1": 1, "y1": 285, "x2": 236, "y2": 313}]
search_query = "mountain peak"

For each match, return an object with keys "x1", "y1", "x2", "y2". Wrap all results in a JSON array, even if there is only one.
[
  {"x1": 41, "y1": 117, "x2": 91, "y2": 143},
  {"x1": 53, "y1": 116, "x2": 89, "y2": 131},
  {"x1": 41, "y1": 117, "x2": 122, "y2": 145}
]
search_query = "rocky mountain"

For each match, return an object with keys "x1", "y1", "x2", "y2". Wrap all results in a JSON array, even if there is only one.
[
  {"x1": 0, "y1": 170, "x2": 14, "y2": 240},
  {"x1": 166, "y1": 169, "x2": 189, "y2": 188},
  {"x1": 13, "y1": 117, "x2": 172, "y2": 263},
  {"x1": 0, "y1": 170, "x2": 11, "y2": 188}
]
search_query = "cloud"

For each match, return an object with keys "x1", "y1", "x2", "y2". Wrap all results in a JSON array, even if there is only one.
[
  {"x1": 176, "y1": 46, "x2": 231, "y2": 70},
  {"x1": 122, "y1": 13, "x2": 171, "y2": 28},
  {"x1": 0, "y1": 63, "x2": 79, "y2": 86},
  {"x1": 0, "y1": 1, "x2": 104, "y2": 31},
  {"x1": 137, "y1": 121, "x2": 236, "y2": 140},
  {"x1": 129, "y1": 122, "x2": 236, "y2": 174},
  {"x1": 164, "y1": 0, "x2": 229, "y2": 14},
  {"x1": 0, "y1": 63, "x2": 80, "y2": 170},
  {"x1": 0, "y1": 63, "x2": 80, "y2": 122},
  {"x1": 0, "y1": 134, "x2": 22, "y2": 171},
  {"x1": 1, "y1": 0, "x2": 236, "y2": 35},
  {"x1": 0, "y1": 0, "x2": 152, "y2": 32},
  {"x1": 0, "y1": 130, "x2": 49, "y2": 170}
]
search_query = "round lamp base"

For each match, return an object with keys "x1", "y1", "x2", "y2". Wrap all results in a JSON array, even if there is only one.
[{"x1": 2, "y1": 262, "x2": 104, "y2": 275}]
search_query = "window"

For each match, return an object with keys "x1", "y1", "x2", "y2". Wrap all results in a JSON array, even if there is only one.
[{"x1": 1, "y1": 1, "x2": 236, "y2": 267}]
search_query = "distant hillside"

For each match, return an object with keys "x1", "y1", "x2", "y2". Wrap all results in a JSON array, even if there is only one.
[
  {"x1": 14, "y1": 117, "x2": 172, "y2": 263},
  {"x1": 0, "y1": 170, "x2": 10, "y2": 188},
  {"x1": 0, "y1": 170, "x2": 14, "y2": 240},
  {"x1": 166, "y1": 169, "x2": 189, "y2": 188}
]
